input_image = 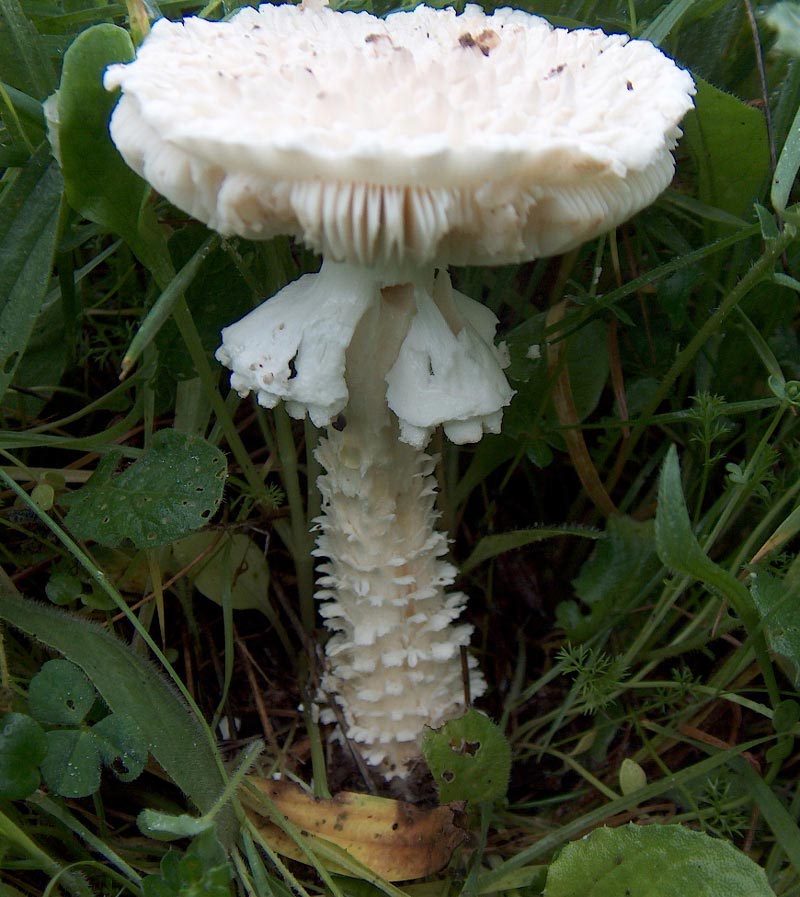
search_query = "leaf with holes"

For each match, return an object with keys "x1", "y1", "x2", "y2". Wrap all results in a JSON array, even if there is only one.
[
  {"x1": 27, "y1": 659, "x2": 96, "y2": 726},
  {"x1": 62, "y1": 429, "x2": 227, "y2": 549},
  {"x1": 93, "y1": 713, "x2": 148, "y2": 783},
  {"x1": 543, "y1": 823, "x2": 774, "y2": 897},
  {"x1": 422, "y1": 709, "x2": 511, "y2": 804},
  {"x1": 40, "y1": 728, "x2": 102, "y2": 798},
  {"x1": 0, "y1": 712, "x2": 47, "y2": 799}
]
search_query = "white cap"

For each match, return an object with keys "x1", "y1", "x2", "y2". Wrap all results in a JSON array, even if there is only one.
[{"x1": 105, "y1": 1, "x2": 695, "y2": 268}]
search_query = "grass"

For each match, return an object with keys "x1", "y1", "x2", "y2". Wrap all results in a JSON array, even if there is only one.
[{"x1": 2, "y1": 0, "x2": 800, "y2": 894}]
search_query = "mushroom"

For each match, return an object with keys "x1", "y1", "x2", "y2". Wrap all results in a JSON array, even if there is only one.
[{"x1": 105, "y1": 0, "x2": 695, "y2": 779}]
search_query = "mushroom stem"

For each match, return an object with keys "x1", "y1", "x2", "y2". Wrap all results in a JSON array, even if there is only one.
[
  {"x1": 314, "y1": 281, "x2": 485, "y2": 778},
  {"x1": 215, "y1": 259, "x2": 505, "y2": 777}
]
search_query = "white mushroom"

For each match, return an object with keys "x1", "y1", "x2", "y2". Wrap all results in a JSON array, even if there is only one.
[{"x1": 105, "y1": 0, "x2": 695, "y2": 780}]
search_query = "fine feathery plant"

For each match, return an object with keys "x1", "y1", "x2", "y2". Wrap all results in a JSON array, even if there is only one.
[{"x1": 2, "y1": 0, "x2": 800, "y2": 895}]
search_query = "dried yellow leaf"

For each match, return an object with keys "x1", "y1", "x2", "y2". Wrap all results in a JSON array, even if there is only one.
[{"x1": 244, "y1": 777, "x2": 468, "y2": 882}]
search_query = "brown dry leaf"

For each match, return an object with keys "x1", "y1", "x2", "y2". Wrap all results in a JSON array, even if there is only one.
[{"x1": 244, "y1": 776, "x2": 468, "y2": 881}]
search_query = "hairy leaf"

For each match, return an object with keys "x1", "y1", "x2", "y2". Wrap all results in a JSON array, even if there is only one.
[{"x1": 543, "y1": 823, "x2": 774, "y2": 897}]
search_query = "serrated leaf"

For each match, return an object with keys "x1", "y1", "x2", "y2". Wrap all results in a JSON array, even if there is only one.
[
  {"x1": 40, "y1": 728, "x2": 102, "y2": 798},
  {"x1": 422, "y1": 709, "x2": 510, "y2": 804},
  {"x1": 0, "y1": 143, "x2": 62, "y2": 405},
  {"x1": 460, "y1": 526, "x2": 602, "y2": 576},
  {"x1": 63, "y1": 429, "x2": 227, "y2": 549},
  {"x1": 27, "y1": 658, "x2": 95, "y2": 726},
  {"x1": 543, "y1": 824, "x2": 774, "y2": 897},
  {"x1": 0, "y1": 712, "x2": 47, "y2": 799},
  {"x1": 682, "y1": 78, "x2": 769, "y2": 222},
  {"x1": 93, "y1": 713, "x2": 148, "y2": 783},
  {"x1": 172, "y1": 532, "x2": 269, "y2": 611}
]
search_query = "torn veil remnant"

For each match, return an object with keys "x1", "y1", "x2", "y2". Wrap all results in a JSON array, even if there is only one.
[{"x1": 105, "y1": 0, "x2": 695, "y2": 780}]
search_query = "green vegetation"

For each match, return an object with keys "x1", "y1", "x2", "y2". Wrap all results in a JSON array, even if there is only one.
[{"x1": 2, "y1": 0, "x2": 800, "y2": 894}]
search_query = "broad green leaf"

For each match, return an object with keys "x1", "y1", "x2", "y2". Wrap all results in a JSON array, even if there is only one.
[
  {"x1": 93, "y1": 713, "x2": 148, "y2": 783},
  {"x1": 750, "y1": 570, "x2": 800, "y2": 686},
  {"x1": 62, "y1": 429, "x2": 227, "y2": 549},
  {"x1": 172, "y1": 532, "x2": 269, "y2": 611},
  {"x1": 45, "y1": 570, "x2": 84, "y2": 606},
  {"x1": 503, "y1": 316, "x2": 609, "y2": 447},
  {"x1": 50, "y1": 23, "x2": 167, "y2": 272},
  {"x1": 422, "y1": 709, "x2": 511, "y2": 804},
  {"x1": 460, "y1": 526, "x2": 601, "y2": 577},
  {"x1": 0, "y1": 594, "x2": 227, "y2": 819},
  {"x1": 40, "y1": 728, "x2": 102, "y2": 798},
  {"x1": 0, "y1": 712, "x2": 47, "y2": 799},
  {"x1": 0, "y1": 143, "x2": 62, "y2": 405},
  {"x1": 27, "y1": 658, "x2": 95, "y2": 726},
  {"x1": 559, "y1": 515, "x2": 659, "y2": 641},
  {"x1": 543, "y1": 823, "x2": 774, "y2": 897},
  {"x1": 765, "y1": 3, "x2": 800, "y2": 58},
  {"x1": 682, "y1": 79, "x2": 769, "y2": 223}
]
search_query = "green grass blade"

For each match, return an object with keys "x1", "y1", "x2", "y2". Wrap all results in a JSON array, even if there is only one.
[
  {"x1": 735, "y1": 759, "x2": 800, "y2": 874},
  {"x1": 0, "y1": 0, "x2": 56, "y2": 98},
  {"x1": 460, "y1": 526, "x2": 602, "y2": 576},
  {"x1": 0, "y1": 143, "x2": 62, "y2": 404},
  {"x1": 640, "y1": 0, "x2": 695, "y2": 44}
]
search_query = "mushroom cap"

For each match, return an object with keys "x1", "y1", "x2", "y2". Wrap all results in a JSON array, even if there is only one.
[{"x1": 105, "y1": 1, "x2": 695, "y2": 268}]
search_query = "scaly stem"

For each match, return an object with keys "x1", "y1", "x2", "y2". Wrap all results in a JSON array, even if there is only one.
[{"x1": 313, "y1": 283, "x2": 484, "y2": 778}]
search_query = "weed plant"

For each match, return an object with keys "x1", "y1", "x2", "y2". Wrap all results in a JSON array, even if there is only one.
[{"x1": 2, "y1": 0, "x2": 800, "y2": 895}]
